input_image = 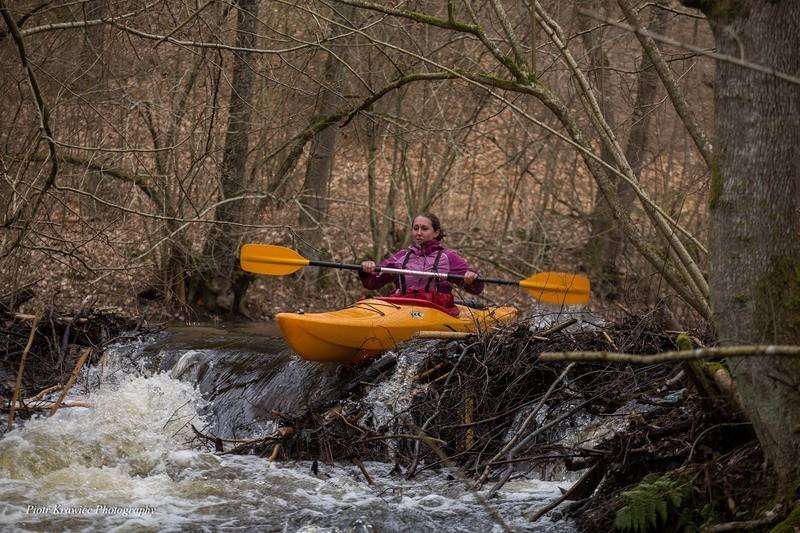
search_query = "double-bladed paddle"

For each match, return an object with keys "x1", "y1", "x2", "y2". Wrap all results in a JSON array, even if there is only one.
[{"x1": 240, "y1": 243, "x2": 590, "y2": 305}]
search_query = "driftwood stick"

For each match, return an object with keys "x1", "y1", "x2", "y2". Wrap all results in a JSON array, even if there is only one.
[
  {"x1": 8, "y1": 316, "x2": 40, "y2": 428},
  {"x1": 353, "y1": 458, "x2": 375, "y2": 485},
  {"x1": 539, "y1": 345, "x2": 800, "y2": 363},
  {"x1": 528, "y1": 463, "x2": 604, "y2": 521},
  {"x1": 537, "y1": 318, "x2": 577, "y2": 337},
  {"x1": 413, "y1": 362, "x2": 446, "y2": 382},
  {"x1": 268, "y1": 443, "x2": 281, "y2": 462},
  {"x1": 191, "y1": 424, "x2": 281, "y2": 445},
  {"x1": 3, "y1": 400, "x2": 92, "y2": 411},
  {"x1": 487, "y1": 467, "x2": 513, "y2": 499},
  {"x1": 25, "y1": 384, "x2": 62, "y2": 403},
  {"x1": 13, "y1": 312, "x2": 89, "y2": 323},
  {"x1": 414, "y1": 331, "x2": 474, "y2": 340},
  {"x1": 360, "y1": 434, "x2": 447, "y2": 445},
  {"x1": 49, "y1": 347, "x2": 91, "y2": 417}
]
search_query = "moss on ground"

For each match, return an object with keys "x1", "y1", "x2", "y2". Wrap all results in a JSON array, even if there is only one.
[{"x1": 770, "y1": 504, "x2": 800, "y2": 533}]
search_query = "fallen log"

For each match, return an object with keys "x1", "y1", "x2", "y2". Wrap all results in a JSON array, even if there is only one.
[{"x1": 528, "y1": 463, "x2": 607, "y2": 522}]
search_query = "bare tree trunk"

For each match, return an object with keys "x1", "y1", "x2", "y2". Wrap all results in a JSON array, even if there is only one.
[
  {"x1": 365, "y1": 116, "x2": 396, "y2": 262},
  {"x1": 578, "y1": 2, "x2": 622, "y2": 296},
  {"x1": 698, "y1": 0, "x2": 800, "y2": 494},
  {"x1": 296, "y1": 6, "x2": 353, "y2": 287},
  {"x1": 383, "y1": 94, "x2": 405, "y2": 253},
  {"x1": 366, "y1": 117, "x2": 382, "y2": 260},
  {"x1": 601, "y1": 6, "x2": 668, "y2": 296},
  {"x1": 195, "y1": 0, "x2": 259, "y2": 315}
]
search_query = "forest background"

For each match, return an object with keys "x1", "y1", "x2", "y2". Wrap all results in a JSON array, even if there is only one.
[
  {"x1": 2, "y1": 0, "x2": 799, "y2": 502},
  {"x1": 1, "y1": 0, "x2": 717, "y2": 319}
]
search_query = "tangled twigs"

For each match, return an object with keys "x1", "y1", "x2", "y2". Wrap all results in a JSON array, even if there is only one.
[
  {"x1": 406, "y1": 341, "x2": 478, "y2": 479},
  {"x1": 474, "y1": 363, "x2": 576, "y2": 489},
  {"x1": 1, "y1": 307, "x2": 145, "y2": 421},
  {"x1": 190, "y1": 423, "x2": 297, "y2": 455}
]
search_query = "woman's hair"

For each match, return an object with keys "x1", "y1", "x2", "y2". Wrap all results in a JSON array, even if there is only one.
[{"x1": 414, "y1": 212, "x2": 445, "y2": 241}]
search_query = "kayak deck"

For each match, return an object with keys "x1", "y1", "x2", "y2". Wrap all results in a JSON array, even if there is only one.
[{"x1": 275, "y1": 298, "x2": 517, "y2": 363}]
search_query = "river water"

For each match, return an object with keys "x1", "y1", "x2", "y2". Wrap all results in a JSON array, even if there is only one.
[{"x1": 0, "y1": 323, "x2": 577, "y2": 532}]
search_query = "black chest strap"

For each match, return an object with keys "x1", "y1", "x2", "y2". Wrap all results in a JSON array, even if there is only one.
[
  {"x1": 424, "y1": 250, "x2": 444, "y2": 292},
  {"x1": 399, "y1": 249, "x2": 414, "y2": 293}
]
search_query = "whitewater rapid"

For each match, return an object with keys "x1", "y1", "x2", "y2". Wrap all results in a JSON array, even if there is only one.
[{"x1": 0, "y1": 330, "x2": 577, "y2": 532}]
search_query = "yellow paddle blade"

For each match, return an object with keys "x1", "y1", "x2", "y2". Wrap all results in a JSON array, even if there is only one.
[
  {"x1": 240, "y1": 244, "x2": 310, "y2": 275},
  {"x1": 519, "y1": 272, "x2": 591, "y2": 305}
]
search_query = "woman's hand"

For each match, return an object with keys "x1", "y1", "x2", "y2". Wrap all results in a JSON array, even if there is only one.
[
  {"x1": 361, "y1": 260, "x2": 377, "y2": 274},
  {"x1": 464, "y1": 271, "x2": 478, "y2": 286}
]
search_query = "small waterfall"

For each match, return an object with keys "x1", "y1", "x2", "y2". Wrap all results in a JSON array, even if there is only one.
[
  {"x1": 360, "y1": 347, "x2": 428, "y2": 431},
  {"x1": 145, "y1": 324, "x2": 350, "y2": 439},
  {"x1": 0, "y1": 323, "x2": 579, "y2": 531}
]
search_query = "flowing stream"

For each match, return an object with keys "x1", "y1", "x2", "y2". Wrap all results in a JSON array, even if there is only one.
[{"x1": 0, "y1": 322, "x2": 579, "y2": 532}]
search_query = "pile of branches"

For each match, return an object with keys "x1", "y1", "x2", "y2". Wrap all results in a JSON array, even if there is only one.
[
  {"x1": 1, "y1": 287, "x2": 148, "y2": 425},
  {"x1": 223, "y1": 309, "x2": 771, "y2": 529},
  {"x1": 403, "y1": 315, "x2": 681, "y2": 476},
  {"x1": 229, "y1": 311, "x2": 694, "y2": 467}
]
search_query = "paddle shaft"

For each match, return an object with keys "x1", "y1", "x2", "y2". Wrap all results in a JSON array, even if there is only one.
[
  {"x1": 308, "y1": 260, "x2": 517, "y2": 287},
  {"x1": 240, "y1": 244, "x2": 590, "y2": 303}
]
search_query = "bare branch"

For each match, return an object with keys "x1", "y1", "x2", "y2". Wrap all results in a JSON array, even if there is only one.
[
  {"x1": 579, "y1": 7, "x2": 800, "y2": 86},
  {"x1": 19, "y1": 3, "x2": 156, "y2": 37},
  {"x1": 616, "y1": 0, "x2": 714, "y2": 168},
  {"x1": 1, "y1": 0, "x2": 58, "y2": 251},
  {"x1": 540, "y1": 345, "x2": 800, "y2": 363}
]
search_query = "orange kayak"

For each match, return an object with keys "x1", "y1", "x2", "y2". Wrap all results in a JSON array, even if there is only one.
[{"x1": 275, "y1": 297, "x2": 517, "y2": 363}]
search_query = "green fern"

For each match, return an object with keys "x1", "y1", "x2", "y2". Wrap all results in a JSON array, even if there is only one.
[{"x1": 614, "y1": 473, "x2": 692, "y2": 532}]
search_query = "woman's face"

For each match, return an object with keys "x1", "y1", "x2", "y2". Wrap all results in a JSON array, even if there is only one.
[{"x1": 412, "y1": 216, "x2": 439, "y2": 244}]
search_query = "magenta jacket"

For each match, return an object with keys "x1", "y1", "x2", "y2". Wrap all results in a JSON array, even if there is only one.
[{"x1": 359, "y1": 239, "x2": 484, "y2": 295}]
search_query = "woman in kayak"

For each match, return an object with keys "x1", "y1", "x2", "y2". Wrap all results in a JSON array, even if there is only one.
[{"x1": 359, "y1": 213, "x2": 483, "y2": 312}]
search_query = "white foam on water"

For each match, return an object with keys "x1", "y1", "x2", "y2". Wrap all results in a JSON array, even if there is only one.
[
  {"x1": 361, "y1": 349, "x2": 428, "y2": 431},
  {"x1": 0, "y1": 339, "x2": 577, "y2": 531},
  {"x1": 521, "y1": 305, "x2": 604, "y2": 334},
  {"x1": 169, "y1": 349, "x2": 205, "y2": 380},
  {"x1": 0, "y1": 372, "x2": 216, "y2": 530}
]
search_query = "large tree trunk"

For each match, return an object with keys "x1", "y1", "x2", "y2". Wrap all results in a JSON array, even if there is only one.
[
  {"x1": 581, "y1": 3, "x2": 666, "y2": 299},
  {"x1": 195, "y1": 0, "x2": 259, "y2": 315},
  {"x1": 701, "y1": 0, "x2": 800, "y2": 493},
  {"x1": 601, "y1": 7, "x2": 667, "y2": 293},
  {"x1": 578, "y1": 2, "x2": 620, "y2": 297},
  {"x1": 296, "y1": 6, "x2": 354, "y2": 288}
]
